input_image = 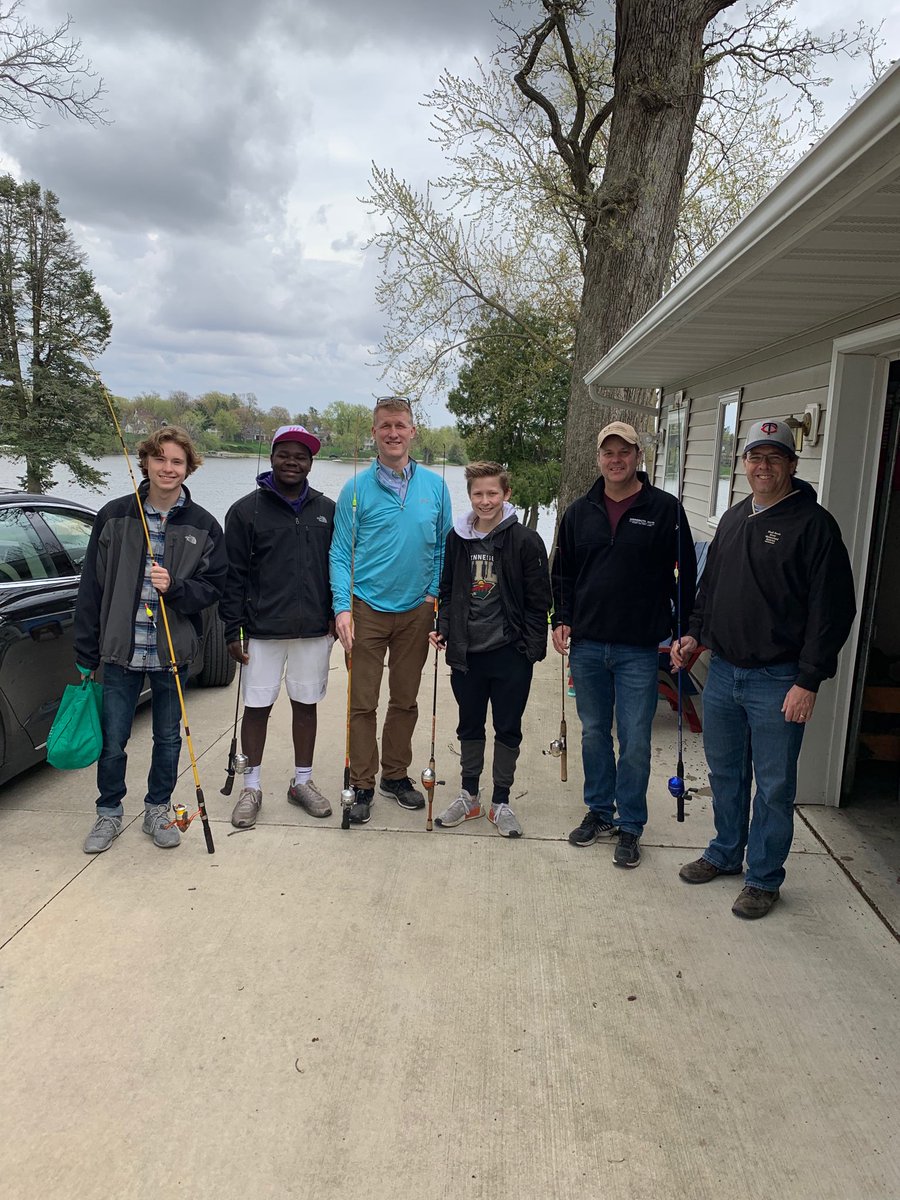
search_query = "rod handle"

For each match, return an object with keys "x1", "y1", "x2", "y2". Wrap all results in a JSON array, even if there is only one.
[
  {"x1": 221, "y1": 739, "x2": 237, "y2": 795},
  {"x1": 197, "y1": 788, "x2": 215, "y2": 854}
]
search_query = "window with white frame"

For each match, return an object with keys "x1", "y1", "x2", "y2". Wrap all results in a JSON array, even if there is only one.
[
  {"x1": 662, "y1": 398, "x2": 688, "y2": 496},
  {"x1": 709, "y1": 390, "x2": 740, "y2": 523}
]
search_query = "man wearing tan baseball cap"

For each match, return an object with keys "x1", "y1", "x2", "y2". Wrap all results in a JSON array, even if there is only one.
[{"x1": 551, "y1": 421, "x2": 696, "y2": 868}]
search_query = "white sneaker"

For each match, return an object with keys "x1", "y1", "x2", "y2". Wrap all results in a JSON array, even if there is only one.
[
  {"x1": 435, "y1": 788, "x2": 483, "y2": 828},
  {"x1": 489, "y1": 802, "x2": 522, "y2": 838}
]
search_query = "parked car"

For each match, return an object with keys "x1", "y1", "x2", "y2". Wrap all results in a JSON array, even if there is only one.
[{"x1": 0, "y1": 490, "x2": 235, "y2": 787}]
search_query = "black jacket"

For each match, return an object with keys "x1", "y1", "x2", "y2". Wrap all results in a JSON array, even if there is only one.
[
  {"x1": 220, "y1": 479, "x2": 335, "y2": 643},
  {"x1": 688, "y1": 478, "x2": 856, "y2": 692},
  {"x1": 74, "y1": 482, "x2": 226, "y2": 671},
  {"x1": 438, "y1": 517, "x2": 551, "y2": 671},
  {"x1": 551, "y1": 473, "x2": 695, "y2": 647}
]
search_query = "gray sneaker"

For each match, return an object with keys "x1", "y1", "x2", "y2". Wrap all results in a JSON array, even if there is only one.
[
  {"x1": 435, "y1": 788, "x2": 483, "y2": 828},
  {"x1": 489, "y1": 802, "x2": 522, "y2": 838},
  {"x1": 231, "y1": 787, "x2": 262, "y2": 828},
  {"x1": 142, "y1": 804, "x2": 181, "y2": 849},
  {"x1": 83, "y1": 809, "x2": 124, "y2": 854},
  {"x1": 287, "y1": 778, "x2": 332, "y2": 818}
]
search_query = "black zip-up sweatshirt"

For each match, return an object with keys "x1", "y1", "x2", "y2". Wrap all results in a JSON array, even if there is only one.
[
  {"x1": 219, "y1": 479, "x2": 335, "y2": 643},
  {"x1": 74, "y1": 482, "x2": 226, "y2": 671},
  {"x1": 437, "y1": 512, "x2": 552, "y2": 671},
  {"x1": 551, "y1": 473, "x2": 696, "y2": 647},
  {"x1": 688, "y1": 478, "x2": 856, "y2": 691}
]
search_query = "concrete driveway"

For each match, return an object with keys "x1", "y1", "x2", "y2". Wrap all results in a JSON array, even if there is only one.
[{"x1": 1, "y1": 653, "x2": 897, "y2": 1200}]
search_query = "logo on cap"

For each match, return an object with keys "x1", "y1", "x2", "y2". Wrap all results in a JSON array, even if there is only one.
[{"x1": 761, "y1": 422, "x2": 778, "y2": 434}]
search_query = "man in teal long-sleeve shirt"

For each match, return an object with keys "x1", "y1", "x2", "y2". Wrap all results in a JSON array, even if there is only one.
[{"x1": 331, "y1": 396, "x2": 452, "y2": 824}]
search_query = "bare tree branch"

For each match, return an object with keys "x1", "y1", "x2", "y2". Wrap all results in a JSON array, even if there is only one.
[{"x1": 0, "y1": 0, "x2": 106, "y2": 128}]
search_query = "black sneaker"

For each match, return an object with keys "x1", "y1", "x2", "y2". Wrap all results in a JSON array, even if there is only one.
[
  {"x1": 349, "y1": 787, "x2": 374, "y2": 824},
  {"x1": 568, "y1": 810, "x2": 617, "y2": 847},
  {"x1": 379, "y1": 776, "x2": 425, "y2": 810},
  {"x1": 614, "y1": 830, "x2": 641, "y2": 868}
]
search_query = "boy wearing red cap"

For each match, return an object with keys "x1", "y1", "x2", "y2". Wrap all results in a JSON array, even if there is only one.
[{"x1": 220, "y1": 425, "x2": 336, "y2": 827}]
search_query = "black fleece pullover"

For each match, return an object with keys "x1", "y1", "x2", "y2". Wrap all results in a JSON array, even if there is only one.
[
  {"x1": 220, "y1": 477, "x2": 335, "y2": 643},
  {"x1": 688, "y1": 478, "x2": 856, "y2": 691},
  {"x1": 551, "y1": 473, "x2": 695, "y2": 647}
]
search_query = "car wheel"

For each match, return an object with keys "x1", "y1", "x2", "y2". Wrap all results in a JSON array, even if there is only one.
[{"x1": 196, "y1": 613, "x2": 237, "y2": 687}]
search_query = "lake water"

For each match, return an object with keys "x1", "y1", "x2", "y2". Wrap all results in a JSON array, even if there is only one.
[{"x1": 0, "y1": 454, "x2": 558, "y2": 547}]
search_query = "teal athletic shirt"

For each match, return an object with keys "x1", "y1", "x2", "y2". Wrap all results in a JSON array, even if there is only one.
[{"x1": 330, "y1": 459, "x2": 452, "y2": 615}]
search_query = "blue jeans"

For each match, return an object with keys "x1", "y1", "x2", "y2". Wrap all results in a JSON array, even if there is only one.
[
  {"x1": 96, "y1": 665, "x2": 182, "y2": 812},
  {"x1": 568, "y1": 641, "x2": 659, "y2": 836},
  {"x1": 702, "y1": 654, "x2": 805, "y2": 892}
]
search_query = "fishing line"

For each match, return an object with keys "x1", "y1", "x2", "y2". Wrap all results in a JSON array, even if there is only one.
[
  {"x1": 421, "y1": 446, "x2": 448, "y2": 830},
  {"x1": 221, "y1": 432, "x2": 264, "y2": 795}
]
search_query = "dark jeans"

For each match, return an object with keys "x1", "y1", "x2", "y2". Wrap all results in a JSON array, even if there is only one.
[
  {"x1": 702, "y1": 654, "x2": 805, "y2": 892},
  {"x1": 568, "y1": 640, "x2": 659, "y2": 836},
  {"x1": 451, "y1": 642, "x2": 534, "y2": 752},
  {"x1": 96, "y1": 664, "x2": 182, "y2": 812}
]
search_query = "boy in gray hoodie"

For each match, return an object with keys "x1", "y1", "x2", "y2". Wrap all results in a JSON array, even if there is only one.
[{"x1": 430, "y1": 462, "x2": 551, "y2": 837}]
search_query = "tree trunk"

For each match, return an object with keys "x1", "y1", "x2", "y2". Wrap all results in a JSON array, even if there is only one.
[{"x1": 559, "y1": 0, "x2": 713, "y2": 513}]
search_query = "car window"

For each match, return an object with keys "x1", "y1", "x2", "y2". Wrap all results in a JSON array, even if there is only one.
[
  {"x1": 38, "y1": 508, "x2": 94, "y2": 573},
  {"x1": 0, "y1": 507, "x2": 59, "y2": 582}
]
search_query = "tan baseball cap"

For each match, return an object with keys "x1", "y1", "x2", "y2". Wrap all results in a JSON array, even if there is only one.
[{"x1": 597, "y1": 421, "x2": 641, "y2": 449}]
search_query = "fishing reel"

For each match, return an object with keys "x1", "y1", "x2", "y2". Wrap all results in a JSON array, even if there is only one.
[
  {"x1": 545, "y1": 735, "x2": 567, "y2": 759},
  {"x1": 667, "y1": 776, "x2": 686, "y2": 800},
  {"x1": 340, "y1": 786, "x2": 355, "y2": 830},
  {"x1": 220, "y1": 749, "x2": 249, "y2": 797},
  {"x1": 421, "y1": 766, "x2": 436, "y2": 789},
  {"x1": 166, "y1": 803, "x2": 198, "y2": 832},
  {"x1": 667, "y1": 775, "x2": 692, "y2": 823}
]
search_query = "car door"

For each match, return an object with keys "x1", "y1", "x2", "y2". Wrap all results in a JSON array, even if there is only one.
[{"x1": 0, "y1": 505, "x2": 86, "y2": 752}]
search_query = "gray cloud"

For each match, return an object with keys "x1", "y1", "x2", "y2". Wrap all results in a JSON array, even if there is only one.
[{"x1": 2, "y1": 0, "x2": 892, "y2": 424}]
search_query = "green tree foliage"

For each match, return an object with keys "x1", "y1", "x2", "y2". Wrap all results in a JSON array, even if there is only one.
[
  {"x1": 108, "y1": 393, "x2": 470, "y2": 465},
  {"x1": 0, "y1": 176, "x2": 112, "y2": 492},
  {"x1": 448, "y1": 308, "x2": 568, "y2": 528},
  {"x1": 413, "y1": 423, "x2": 467, "y2": 467}
]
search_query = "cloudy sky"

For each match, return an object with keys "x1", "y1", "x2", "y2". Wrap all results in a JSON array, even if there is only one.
[{"x1": 1, "y1": 0, "x2": 897, "y2": 425}]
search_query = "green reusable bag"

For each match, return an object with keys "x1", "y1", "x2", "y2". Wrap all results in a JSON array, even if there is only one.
[{"x1": 47, "y1": 668, "x2": 104, "y2": 770}]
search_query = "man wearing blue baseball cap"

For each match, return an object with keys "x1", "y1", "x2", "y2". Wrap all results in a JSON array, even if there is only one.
[
  {"x1": 672, "y1": 419, "x2": 856, "y2": 919},
  {"x1": 220, "y1": 424, "x2": 336, "y2": 827}
]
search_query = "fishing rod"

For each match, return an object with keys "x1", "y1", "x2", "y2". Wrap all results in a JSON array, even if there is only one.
[
  {"x1": 221, "y1": 432, "x2": 264, "y2": 796},
  {"x1": 340, "y1": 419, "x2": 361, "y2": 830},
  {"x1": 668, "y1": 422, "x2": 691, "y2": 823},
  {"x1": 546, "y1": 542, "x2": 567, "y2": 782},
  {"x1": 96, "y1": 376, "x2": 215, "y2": 853},
  {"x1": 220, "y1": 678, "x2": 245, "y2": 797},
  {"x1": 421, "y1": 447, "x2": 448, "y2": 830}
]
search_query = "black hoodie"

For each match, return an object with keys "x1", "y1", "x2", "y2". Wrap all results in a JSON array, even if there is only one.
[{"x1": 687, "y1": 478, "x2": 856, "y2": 691}]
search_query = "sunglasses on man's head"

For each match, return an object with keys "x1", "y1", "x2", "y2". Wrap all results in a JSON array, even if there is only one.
[{"x1": 374, "y1": 395, "x2": 413, "y2": 411}]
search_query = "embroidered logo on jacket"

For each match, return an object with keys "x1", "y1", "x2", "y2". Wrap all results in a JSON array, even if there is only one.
[
  {"x1": 764, "y1": 530, "x2": 782, "y2": 545},
  {"x1": 185, "y1": 534, "x2": 197, "y2": 545},
  {"x1": 628, "y1": 518, "x2": 655, "y2": 528}
]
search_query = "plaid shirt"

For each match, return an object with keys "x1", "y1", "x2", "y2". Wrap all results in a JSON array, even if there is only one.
[{"x1": 129, "y1": 493, "x2": 186, "y2": 672}]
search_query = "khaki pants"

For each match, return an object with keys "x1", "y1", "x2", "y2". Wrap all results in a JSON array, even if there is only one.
[{"x1": 349, "y1": 598, "x2": 434, "y2": 789}]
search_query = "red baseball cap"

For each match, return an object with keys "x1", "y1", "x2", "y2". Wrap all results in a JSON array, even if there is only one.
[{"x1": 271, "y1": 425, "x2": 321, "y2": 456}]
